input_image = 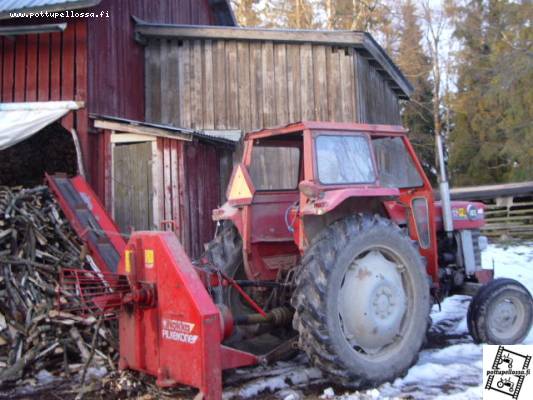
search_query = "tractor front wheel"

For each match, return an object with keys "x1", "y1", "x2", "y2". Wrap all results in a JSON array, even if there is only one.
[
  {"x1": 467, "y1": 278, "x2": 533, "y2": 344},
  {"x1": 291, "y1": 215, "x2": 430, "y2": 388}
]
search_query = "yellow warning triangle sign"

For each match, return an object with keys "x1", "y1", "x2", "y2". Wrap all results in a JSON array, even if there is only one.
[{"x1": 228, "y1": 165, "x2": 253, "y2": 201}]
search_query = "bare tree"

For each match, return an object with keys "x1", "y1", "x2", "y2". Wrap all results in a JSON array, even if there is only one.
[{"x1": 421, "y1": 0, "x2": 449, "y2": 167}]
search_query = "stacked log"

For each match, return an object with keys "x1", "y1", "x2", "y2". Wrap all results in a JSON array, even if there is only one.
[{"x1": 0, "y1": 185, "x2": 117, "y2": 389}]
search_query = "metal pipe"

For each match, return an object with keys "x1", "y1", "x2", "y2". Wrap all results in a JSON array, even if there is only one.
[
  {"x1": 234, "y1": 307, "x2": 293, "y2": 326},
  {"x1": 436, "y1": 134, "x2": 454, "y2": 236}
]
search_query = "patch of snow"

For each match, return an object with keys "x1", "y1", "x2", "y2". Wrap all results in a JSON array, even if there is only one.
[
  {"x1": 223, "y1": 367, "x2": 323, "y2": 399},
  {"x1": 278, "y1": 389, "x2": 304, "y2": 400},
  {"x1": 84, "y1": 366, "x2": 108, "y2": 380},
  {"x1": 320, "y1": 387, "x2": 335, "y2": 399},
  {"x1": 35, "y1": 369, "x2": 55, "y2": 384}
]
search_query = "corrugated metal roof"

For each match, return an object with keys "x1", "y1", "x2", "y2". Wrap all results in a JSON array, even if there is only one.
[{"x1": 0, "y1": 0, "x2": 100, "y2": 14}]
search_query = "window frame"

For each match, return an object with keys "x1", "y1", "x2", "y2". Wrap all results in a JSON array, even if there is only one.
[
  {"x1": 371, "y1": 136, "x2": 425, "y2": 189},
  {"x1": 312, "y1": 131, "x2": 378, "y2": 187}
]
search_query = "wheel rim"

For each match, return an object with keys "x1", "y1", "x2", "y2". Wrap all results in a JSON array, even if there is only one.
[
  {"x1": 487, "y1": 294, "x2": 527, "y2": 342},
  {"x1": 338, "y1": 248, "x2": 411, "y2": 356}
]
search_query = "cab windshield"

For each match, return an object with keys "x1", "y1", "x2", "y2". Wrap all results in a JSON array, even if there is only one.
[{"x1": 315, "y1": 135, "x2": 376, "y2": 185}]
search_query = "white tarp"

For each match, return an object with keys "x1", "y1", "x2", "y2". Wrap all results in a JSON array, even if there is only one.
[{"x1": 0, "y1": 101, "x2": 81, "y2": 150}]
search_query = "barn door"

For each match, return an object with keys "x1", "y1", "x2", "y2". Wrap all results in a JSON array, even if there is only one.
[{"x1": 113, "y1": 141, "x2": 154, "y2": 233}]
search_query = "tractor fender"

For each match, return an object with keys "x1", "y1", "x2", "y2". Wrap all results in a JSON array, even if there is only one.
[{"x1": 300, "y1": 187, "x2": 400, "y2": 216}]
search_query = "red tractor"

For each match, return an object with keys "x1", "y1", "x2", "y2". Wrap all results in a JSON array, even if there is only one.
[
  {"x1": 52, "y1": 121, "x2": 533, "y2": 399},
  {"x1": 207, "y1": 121, "x2": 532, "y2": 387}
]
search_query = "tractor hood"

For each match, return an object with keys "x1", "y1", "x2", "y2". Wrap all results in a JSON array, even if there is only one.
[{"x1": 434, "y1": 200, "x2": 486, "y2": 231}]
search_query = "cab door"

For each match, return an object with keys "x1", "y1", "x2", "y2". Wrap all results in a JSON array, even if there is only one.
[
  {"x1": 372, "y1": 135, "x2": 439, "y2": 282},
  {"x1": 242, "y1": 138, "x2": 303, "y2": 280}
]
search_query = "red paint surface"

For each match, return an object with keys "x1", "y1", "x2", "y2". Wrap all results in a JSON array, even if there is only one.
[{"x1": 118, "y1": 231, "x2": 257, "y2": 400}]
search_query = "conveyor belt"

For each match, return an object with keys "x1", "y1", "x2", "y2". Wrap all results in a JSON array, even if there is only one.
[{"x1": 46, "y1": 174, "x2": 125, "y2": 274}]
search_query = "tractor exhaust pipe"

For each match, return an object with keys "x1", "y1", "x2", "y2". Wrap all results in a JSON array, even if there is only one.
[{"x1": 436, "y1": 133, "x2": 453, "y2": 237}]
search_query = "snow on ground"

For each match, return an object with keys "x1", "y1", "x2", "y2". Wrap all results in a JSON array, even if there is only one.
[{"x1": 226, "y1": 242, "x2": 533, "y2": 400}]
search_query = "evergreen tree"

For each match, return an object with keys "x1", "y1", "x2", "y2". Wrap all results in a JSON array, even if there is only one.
[
  {"x1": 395, "y1": 0, "x2": 435, "y2": 180},
  {"x1": 450, "y1": 0, "x2": 532, "y2": 184}
]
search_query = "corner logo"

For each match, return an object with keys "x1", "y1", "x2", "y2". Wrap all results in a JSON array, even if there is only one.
[{"x1": 484, "y1": 345, "x2": 532, "y2": 399}]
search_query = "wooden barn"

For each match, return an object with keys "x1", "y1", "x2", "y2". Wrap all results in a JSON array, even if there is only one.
[
  {"x1": 0, "y1": 0, "x2": 236, "y2": 257},
  {"x1": 0, "y1": 1, "x2": 414, "y2": 258}
]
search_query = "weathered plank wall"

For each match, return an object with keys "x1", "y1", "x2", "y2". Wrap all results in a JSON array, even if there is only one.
[
  {"x1": 144, "y1": 38, "x2": 402, "y2": 130},
  {"x1": 113, "y1": 142, "x2": 154, "y2": 232},
  {"x1": 355, "y1": 54, "x2": 402, "y2": 124},
  {"x1": 103, "y1": 132, "x2": 229, "y2": 259}
]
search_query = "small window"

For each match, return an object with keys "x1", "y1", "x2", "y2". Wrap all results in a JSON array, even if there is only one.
[
  {"x1": 412, "y1": 197, "x2": 431, "y2": 249},
  {"x1": 249, "y1": 146, "x2": 300, "y2": 190},
  {"x1": 372, "y1": 137, "x2": 423, "y2": 188},
  {"x1": 315, "y1": 135, "x2": 375, "y2": 184}
]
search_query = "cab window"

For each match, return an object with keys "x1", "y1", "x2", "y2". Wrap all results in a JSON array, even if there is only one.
[
  {"x1": 372, "y1": 137, "x2": 423, "y2": 188},
  {"x1": 249, "y1": 146, "x2": 300, "y2": 191}
]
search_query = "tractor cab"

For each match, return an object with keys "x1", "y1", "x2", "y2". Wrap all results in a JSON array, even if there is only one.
[{"x1": 214, "y1": 122, "x2": 439, "y2": 282}]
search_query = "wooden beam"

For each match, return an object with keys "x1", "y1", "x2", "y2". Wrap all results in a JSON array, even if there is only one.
[
  {"x1": 110, "y1": 133, "x2": 157, "y2": 143},
  {"x1": 94, "y1": 119, "x2": 192, "y2": 141}
]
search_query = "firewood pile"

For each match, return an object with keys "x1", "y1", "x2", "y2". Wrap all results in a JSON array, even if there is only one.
[{"x1": 0, "y1": 185, "x2": 117, "y2": 391}]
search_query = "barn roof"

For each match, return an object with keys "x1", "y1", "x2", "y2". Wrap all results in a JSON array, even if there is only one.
[
  {"x1": 0, "y1": 0, "x2": 236, "y2": 25},
  {"x1": 134, "y1": 22, "x2": 413, "y2": 99}
]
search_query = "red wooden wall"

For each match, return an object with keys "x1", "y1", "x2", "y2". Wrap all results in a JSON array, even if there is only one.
[
  {"x1": 0, "y1": 0, "x2": 222, "y2": 191},
  {"x1": 85, "y1": 0, "x2": 221, "y2": 205},
  {"x1": 0, "y1": 20, "x2": 89, "y2": 167},
  {"x1": 87, "y1": 0, "x2": 214, "y2": 121},
  {"x1": 183, "y1": 141, "x2": 226, "y2": 258},
  {"x1": 0, "y1": 0, "x2": 229, "y2": 258}
]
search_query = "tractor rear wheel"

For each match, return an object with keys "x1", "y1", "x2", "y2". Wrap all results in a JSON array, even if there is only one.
[
  {"x1": 467, "y1": 278, "x2": 533, "y2": 344},
  {"x1": 291, "y1": 215, "x2": 430, "y2": 388}
]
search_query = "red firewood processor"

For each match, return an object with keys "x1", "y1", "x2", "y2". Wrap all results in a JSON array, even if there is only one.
[{"x1": 49, "y1": 122, "x2": 533, "y2": 400}]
